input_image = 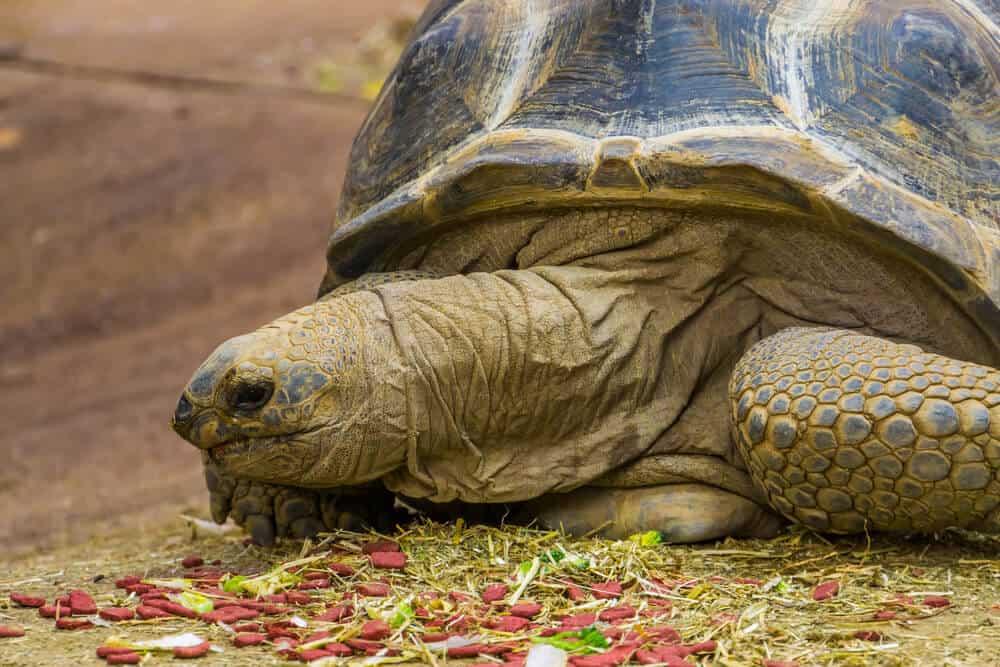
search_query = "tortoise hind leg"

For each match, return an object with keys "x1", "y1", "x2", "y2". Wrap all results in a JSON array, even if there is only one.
[
  {"x1": 524, "y1": 484, "x2": 782, "y2": 542},
  {"x1": 730, "y1": 327, "x2": 1000, "y2": 534}
]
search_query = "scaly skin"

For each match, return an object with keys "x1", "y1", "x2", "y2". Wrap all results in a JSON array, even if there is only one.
[{"x1": 731, "y1": 328, "x2": 1000, "y2": 534}]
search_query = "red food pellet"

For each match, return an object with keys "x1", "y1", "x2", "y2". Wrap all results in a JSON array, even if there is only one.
[
  {"x1": 347, "y1": 639, "x2": 384, "y2": 654},
  {"x1": 269, "y1": 628, "x2": 299, "y2": 641},
  {"x1": 69, "y1": 589, "x2": 97, "y2": 615},
  {"x1": 0, "y1": 625, "x2": 25, "y2": 638},
  {"x1": 565, "y1": 583, "x2": 587, "y2": 602},
  {"x1": 682, "y1": 640, "x2": 717, "y2": 655},
  {"x1": 509, "y1": 602, "x2": 542, "y2": 618},
  {"x1": 492, "y1": 615, "x2": 530, "y2": 632},
  {"x1": 854, "y1": 630, "x2": 882, "y2": 641},
  {"x1": 202, "y1": 607, "x2": 260, "y2": 623},
  {"x1": 923, "y1": 596, "x2": 951, "y2": 608},
  {"x1": 360, "y1": 620, "x2": 390, "y2": 641},
  {"x1": 97, "y1": 647, "x2": 136, "y2": 658},
  {"x1": 182, "y1": 555, "x2": 204, "y2": 568},
  {"x1": 114, "y1": 576, "x2": 141, "y2": 589},
  {"x1": 136, "y1": 605, "x2": 171, "y2": 619},
  {"x1": 173, "y1": 641, "x2": 211, "y2": 658},
  {"x1": 325, "y1": 643, "x2": 352, "y2": 657},
  {"x1": 636, "y1": 648, "x2": 685, "y2": 666},
  {"x1": 812, "y1": 581, "x2": 840, "y2": 601},
  {"x1": 356, "y1": 583, "x2": 390, "y2": 597},
  {"x1": 286, "y1": 591, "x2": 313, "y2": 605},
  {"x1": 266, "y1": 604, "x2": 293, "y2": 615},
  {"x1": 370, "y1": 551, "x2": 407, "y2": 570},
  {"x1": 483, "y1": 584, "x2": 508, "y2": 603},
  {"x1": 873, "y1": 610, "x2": 897, "y2": 621},
  {"x1": 362, "y1": 540, "x2": 401, "y2": 554},
  {"x1": 646, "y1": 625, "x2": 682, "y2": 642},
  {"x1": 303, "y1": 572, "x2": 329, "y2": 581},
  {"x1": 313, "y1": 604, "x2": 353, "y2": 622},
  {"x1": 124, "y1": 583, "x2": 153, "y2": 595},
  {"x1": 298, "y1": 579, "x2": 331, "y2": 590},
  {"x1": 299, "y1": 649, "x2": 334, "y2": 661},
  {"x1": 447, "y1": 644, "x2": 489, "y2": 658},
  {"x1": 147, "y1": 599, "x2": 199, "y2": 619},
  {"x1": 304, "y1": 631, "x2": 333, "y2": 643},
  {"x1": 598, "y1": 605, "x2": 636, "y2": 622},
  {"x1": 592, "y1": 582, "x2": 623, "y2": 599},
  {"x1": 234, "y1": 633, "x2": 267, "y2": 647},
  {"x1": 329, "y1": 563, "x2": 355, "y2": 576},
  {"x1": 233, "y1": 623, "x2": 262, "y2": 633},
  {"x1": 560, "y1": 612, "x2": 597, "y2": 629},
  {"x1": 107, "y1": 652, "x2": 141, "y2": 665},
  {"x1": 422, "y1": 632, "x2": 452, "y2": 642},
  {"x1": 266, "y1": 593, "x2": 288, "y2": 603},
  {"x1": 38, "y1": 605, "x2": 64, "y2": 618},
  {"x1": 217, "y1": 599, "x2": 266, "y2": 610},
  {"x1": 734, "y1": 577, "x2": 764, "y2": 586},
  {"x1": 9, "y1": 592, "x2": 45, "y2": 608},
  {"x1": 99, "y1": 607, "x2": 135, "y2": 622},
  {"x1": 55, "y1": 595, "x2": 71, "y2": 607},
  {"x1": 56, "y1": 617, "x2": 93, "y2": 630}
]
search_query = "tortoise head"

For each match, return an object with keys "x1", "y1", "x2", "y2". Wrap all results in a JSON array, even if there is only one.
[{"x1": 171, "y1": 292, "x2": 407, "y2": 487}]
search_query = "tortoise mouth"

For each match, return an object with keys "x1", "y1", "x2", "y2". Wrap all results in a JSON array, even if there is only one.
[
  {"x1": 209, "y1": 434, "x2": 292, "y2": 462},
  {"x1": 208, "y1": 424, "x2": 322, "y2": 462}
]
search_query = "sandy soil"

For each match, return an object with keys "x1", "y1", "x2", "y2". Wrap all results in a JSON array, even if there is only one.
[{"x1": 0, "y1": 0, "x2": 420, "y2": 556}]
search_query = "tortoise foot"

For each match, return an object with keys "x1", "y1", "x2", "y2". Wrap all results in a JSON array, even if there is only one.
[
  {"x1": 203, "y1": 462, "x2": 403, "y2": 545},
  {"x1": 523, "y1": 483, "x2": 782, "y2": 542}
]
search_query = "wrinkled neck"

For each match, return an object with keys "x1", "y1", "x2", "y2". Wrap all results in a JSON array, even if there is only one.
[
  {"x1": 374, "y1": 269, "x2": 683, "y2": 504},
  {"x1": 296, "y1": 291, "x2": 410, "y2": 487}
]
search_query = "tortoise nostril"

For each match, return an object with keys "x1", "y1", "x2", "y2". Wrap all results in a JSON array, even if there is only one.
[
  {"x1": 173, "y1": 393, "x2": 195, "y2": 425},
  {"x1": 230, "y1": 378, "x2": 275, "y2": 412}
]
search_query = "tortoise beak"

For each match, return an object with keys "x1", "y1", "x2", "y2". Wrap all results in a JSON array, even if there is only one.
[{"x1": 171, "y1": 392, "x2": 231, "y2": 450}]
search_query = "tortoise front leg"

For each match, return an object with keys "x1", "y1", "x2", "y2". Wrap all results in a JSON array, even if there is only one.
[
  {"x1": 203, "y1": 459, "x2": 403, "y2": 545},
  {"x1": 731, "y1": 328, "x2": 1000, "y2": 534}
]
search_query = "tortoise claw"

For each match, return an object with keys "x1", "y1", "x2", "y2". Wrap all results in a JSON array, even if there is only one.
[
  {"x1": 204, "y1": 463, "x2": 236, "y2": 524},
  {"x1": 244, "y1": 514, "x2": 276, "y2": 546},
  {"x1": 201, "y1": 461, "x2": 403, "y2": 544}
]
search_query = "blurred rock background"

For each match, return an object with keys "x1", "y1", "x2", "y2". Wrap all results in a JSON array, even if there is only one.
[{"x1": 0, "y1": 0, "x2": 423, "y2": 557}]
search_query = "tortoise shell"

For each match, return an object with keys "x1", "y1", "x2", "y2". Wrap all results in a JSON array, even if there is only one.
[{"x1": 322, "y1": 0, "x2": 1000, "y2": 339}]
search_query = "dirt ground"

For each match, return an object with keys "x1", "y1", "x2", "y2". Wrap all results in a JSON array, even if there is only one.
[
  {"x1": 0, "y1": 0, "x2": 422, "y2": 556},
  {"x1": 1, "y1": 521, "x2": 999, "y2": 666}
]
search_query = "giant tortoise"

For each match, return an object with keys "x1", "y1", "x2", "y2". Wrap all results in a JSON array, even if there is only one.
[{"x1": 172, "y1": 0, "x2": 1000, "y2": 545}]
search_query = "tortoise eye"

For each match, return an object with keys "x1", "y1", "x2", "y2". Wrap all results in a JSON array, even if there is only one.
[{"x1": 229, "y1": 379, "x2": 274, "y2": 412}]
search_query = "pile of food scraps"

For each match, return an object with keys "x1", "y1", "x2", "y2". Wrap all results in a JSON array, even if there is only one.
[{"x1": 2, "y1": 520, "x2": 999, "y2": 666}]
